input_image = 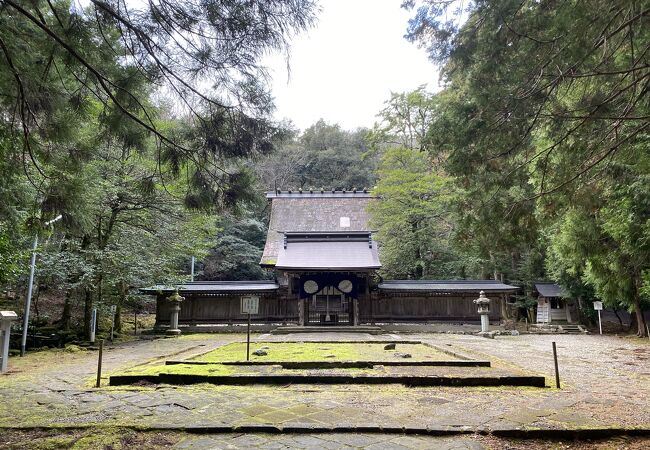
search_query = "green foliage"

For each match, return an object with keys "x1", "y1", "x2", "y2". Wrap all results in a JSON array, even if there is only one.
[
  {"x1": 367, "y1": 86, "x2": 438, "y2": 154},
  {"x1": 0, "y1": 0, "x2": 317, "y2": 208},
  {"x1": 546, "y1": 168, "x2": 650, "y2": 313},
  {"x1": 199, "y1": 215, "x2": 270, "y2": 281},
  {"x1": 370, "y1": 147, "x2": 461, "y2": 279},
  {"x1": 403, "y1": 0, "x2": 650, "y2": 333},
  {"x1": 256, "y1": 119, "x2": 376, "y2": 190},
  {"x1": 0, "y1": 224, "x2": 27, "y2": 286}
]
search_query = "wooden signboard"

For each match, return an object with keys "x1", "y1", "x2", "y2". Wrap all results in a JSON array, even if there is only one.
[
  {"x1": 241, "y1": 296, "x2": 259, "y2": 361},
  {"x1": 241, "y1": 296, "x2": 259, "y2": 315}
]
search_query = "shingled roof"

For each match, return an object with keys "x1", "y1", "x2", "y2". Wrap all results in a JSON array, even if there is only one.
[
  {"x1": 261, "y1": 190, "x2": 375, "y2": 266},
  {"x1": 535, "y1": 282, "x2": 567, "y2": 298},
  {"x1": 378, "y1": 280, "x2": 519, "y2": 293}
]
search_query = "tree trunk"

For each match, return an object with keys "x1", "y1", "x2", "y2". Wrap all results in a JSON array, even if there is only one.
[
  {"x1": 59, "y1": 290, "x2": 72, "y2": 331},
  {"x1": 489, "y1": 251, "x2": 498, "y2": 280},
  {"x1": 33, "y1": 287, "x2": 41, "y2": 323},
  {"x1": 633, "y1": 298, "x2": 647, "y2": 337},
  {"x1": 115, "y1": 280, "x2": 127, "y2": 333},
  {"x1": 613, "y1": 309, "x2": 624, "y2": 328},
  {"x1": 83, "y1": 288, "x2": 93, "y2": 340},
  {"x1": 632, "y1": 273, "x2": 647, "y2": 337}
]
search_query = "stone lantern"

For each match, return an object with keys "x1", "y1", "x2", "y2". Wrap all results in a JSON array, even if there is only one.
[
  {"x1": 473, "y1": 290, "x2": 491, "y2": 333},
  {"x1": 166, "y1": 290, "x2": 185, "y2": 335}
]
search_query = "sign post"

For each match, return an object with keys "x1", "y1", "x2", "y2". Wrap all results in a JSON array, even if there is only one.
[
  {"x1": 241, "y1": 296, "x2": 259, "y2": 361},
  {"x1": 593, "y1": 301, "x2": 603, "y2": 335},
  {"x1": 90, "y1": 308, "x2": 97, "y2": 343}
]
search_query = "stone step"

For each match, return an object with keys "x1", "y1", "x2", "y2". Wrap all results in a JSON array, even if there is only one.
[
  {"x1": 558, "y1": 325, "x2": 588, "y2": 334},
  {"x1": 110, "y1": 371, "x2": 546, "y2": 388},
  {"x1": 530, "y1": 324, "x2": 588, "y2": 334}
]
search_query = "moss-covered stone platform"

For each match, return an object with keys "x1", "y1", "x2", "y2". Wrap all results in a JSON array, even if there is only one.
[{"x1": 108, "y1": 340, "x2": 546, "y2": 387}]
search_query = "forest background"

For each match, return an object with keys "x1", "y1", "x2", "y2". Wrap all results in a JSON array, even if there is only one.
[{"x1": 0, "y1": 0, "x2": 648, "y2": 339}]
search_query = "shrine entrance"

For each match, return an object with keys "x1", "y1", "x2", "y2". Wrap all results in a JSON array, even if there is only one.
[{"x1": 305, "y1": 285, "x2": 353, "y2": 325}]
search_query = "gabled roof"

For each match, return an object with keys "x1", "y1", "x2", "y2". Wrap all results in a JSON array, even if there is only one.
[
  {"x1": 261, "y1": 190, "x2": 375, "y2": 266},
  {"x1": 141, "y1": 281, "x2": 279, "y2": 295},
  {"x1": 275, "y1": 232, "x2": 381, "y2": 271},
  {"x1": 535, "y1": 282, "x2": 567, "y2": 298},
  {"x1": 378, "y1": 280, "x2": 519, "y2": 293}
]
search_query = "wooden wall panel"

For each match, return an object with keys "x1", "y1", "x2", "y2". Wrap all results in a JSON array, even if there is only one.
[
  {"x1": 156, "y1": 293, "x2": 299, "y2": 325},
  {"x1": 359, "y1": 293, "x2": 502, "y2": 323}
]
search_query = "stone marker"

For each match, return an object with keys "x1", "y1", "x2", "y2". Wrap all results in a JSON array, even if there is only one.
[
  {"x1": 253, "y1": 349, "x2": 268, "y2": 356},
  {"x1": 394, "y1": 352, "x2": 412, "y2": 358},
  {"x1": 384, "y1": 343, "x2": 396, "y2": 350},
  {"x1": 1, "y1": 311, "x2": 18, "y2": 373}
]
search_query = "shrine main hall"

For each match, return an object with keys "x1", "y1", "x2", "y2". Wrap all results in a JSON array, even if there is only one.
[{"x1": 149, "y1": 190, "x2": 517, "y2": 328}]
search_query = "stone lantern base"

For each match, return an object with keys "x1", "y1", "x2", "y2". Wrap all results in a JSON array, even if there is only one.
[{"x1": 166, "y1": 302, "x2": 182, "y2": 335}]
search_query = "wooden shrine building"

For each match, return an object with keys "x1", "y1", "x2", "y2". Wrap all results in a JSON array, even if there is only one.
[
  {"x1": 149, "y1": 190, "x2": 518, "y2": 328},
  {"x1": 534, "y1": 282, "x2": 576, "y2": 324}
]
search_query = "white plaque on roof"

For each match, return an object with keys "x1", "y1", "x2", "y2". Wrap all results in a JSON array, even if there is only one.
[
  {"x1": 593, "y1": 301, "x2": 603, "y2": 311},
  {"x1": 340, "y1": 217, "x2": 350, "y2": 228}
]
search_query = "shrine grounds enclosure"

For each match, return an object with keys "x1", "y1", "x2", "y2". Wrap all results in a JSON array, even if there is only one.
[{"x1": 1, "y1": 330, "x2": 649, "y2": 449}]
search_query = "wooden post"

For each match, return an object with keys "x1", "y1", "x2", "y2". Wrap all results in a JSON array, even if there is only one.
[
  {"x1": 246, "y1": 313, "x2": 251, "y2": 361},
  {"x1": 96, "y1": 339, "x2": 104, "y2": 388},
  {"x1": 134, "y1": 311, "x2": 137, "y2": 336},
  {"x1": 552, "y1": 341, "x2": 561, "y2": 389}
]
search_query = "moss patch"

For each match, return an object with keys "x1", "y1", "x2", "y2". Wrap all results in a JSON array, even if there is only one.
[
  {"x1": 117, "y1": 363, "x2": 245, "y2": 377},
  {"x1": 0, "y1": 427, "x2": 181, "y2": 450},
  {"x1": 191, "y1": 342, "x2": 452, "y2": 363}
]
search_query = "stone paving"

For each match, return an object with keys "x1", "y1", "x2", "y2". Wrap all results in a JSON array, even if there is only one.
[
  {"x1": 0, "y1": 331, "x2": 649, "y2": 437},
  {"x1": 171, "y1": 433, "x2": 487, "y2": 449}
]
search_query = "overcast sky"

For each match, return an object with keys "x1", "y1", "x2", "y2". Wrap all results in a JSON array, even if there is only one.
[{"x1": 262, "y1": 0, "x2": 440, "y2": 132}]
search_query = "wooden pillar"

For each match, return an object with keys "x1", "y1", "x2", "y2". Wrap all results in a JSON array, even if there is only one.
[
  {"x1": 298, "y1": 297, "x2": 304, "y2": 326},
  {"x1": 189, "y1": 295, "x2": 196, "y2": 326},
  {"x1": 353, "y1": 298, "x2": 359, "y2": 326},
  {"x1": 155, "y1": 294, "x2": 163, "y2": 328},
  {"x1": 367, "y1": 275, "x2": 374, "y2": 325}
]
